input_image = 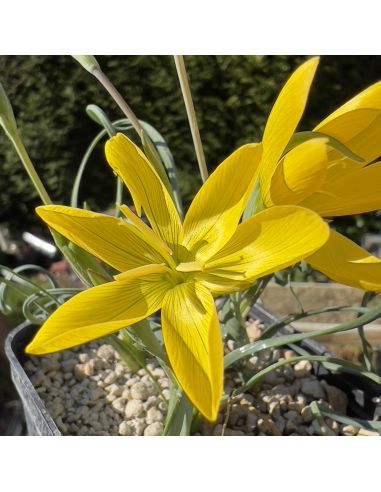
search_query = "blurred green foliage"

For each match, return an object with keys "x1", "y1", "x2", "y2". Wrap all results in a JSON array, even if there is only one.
[{"x1": 1, "y1": 55, "x2": 381, "y2": 242}]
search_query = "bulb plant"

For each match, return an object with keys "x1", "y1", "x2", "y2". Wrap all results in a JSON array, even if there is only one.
[{"x1": 1, "y1": 55, "x2": 381, "y2": 433}]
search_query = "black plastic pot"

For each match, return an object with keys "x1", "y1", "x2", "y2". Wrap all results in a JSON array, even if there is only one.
[{"x1": 5, "y1": 306, "x2": 381, "y2": 435}]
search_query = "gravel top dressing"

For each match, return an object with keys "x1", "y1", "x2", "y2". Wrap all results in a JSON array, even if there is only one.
[{"x1": 23, "y1": 323, "x2": 380, "y2": 436}]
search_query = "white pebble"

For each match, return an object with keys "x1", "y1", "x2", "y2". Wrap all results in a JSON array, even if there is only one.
[
  {"x1": 111, "y1": 397, "x2": 127, "y2": 415},
  {"x1": 162, "y1": 389, "x2": 170, "y2": 400},
  {"x1": 342, "y1": 425, "x2": 358, "y2": 436},
  {"x1": 78, "y1": 353, "x2": 90, "y2": 363},
  {"x1": 126, "y1": 377, "x2": 140, "y2": 387},
  {"x1": 74, "y1": 363, "x2": 88, "y2": 380},
  {"x1": 146, "y1": 407, "x2": 164, "y2": 424},
  {"x1": 97, "y1": 344, "x2": 115, "y2": 361},
  {"x1": 144, "y1": 422, "x2": 163, "y2": 436},
  {"x1": 119, "y1": 421, "x2": 133, "y2": 436},
  {"x1": 293, "y1": 360, "x2": 312, "y2": 378},
  {"x1": 105, "y1": 384, "x2": 123, "y2": 396},
  {"x1": 152, "y1": 368, "x2": 166, "y2": 378},
  {"x1": 104, "y1": 371, "x2": 118, "y2": 385},
  {"x1": 130, "y1": 382, "x2": 150, "y2": 400},
  {"x1": 125, "y1": 400, "x2": 144, "y2": 419},
  {"x1": 129, "y1": 418, "x2": 146, "y2": 436}
]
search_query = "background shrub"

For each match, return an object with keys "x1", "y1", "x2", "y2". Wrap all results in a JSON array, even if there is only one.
[{"x1": 1, "y1": 55, "x2": 381, "y2": 243}]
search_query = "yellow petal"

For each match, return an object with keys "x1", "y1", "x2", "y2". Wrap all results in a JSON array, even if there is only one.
[
  {"x1": 307, "y1": 230, "x2": 381, "y2": 291},
  {"x1": 105, "y1": 133, "x2": 182, "y2": 251},
  {"x1": 36, "y1": 205, "x2": 168, "y2": 272},
  {"x1": 269, "y1": 138, "x2": 328, "y2": 206},
  {"x1": 315, "y1": 80, "x2": 381, "y2": 164},
  {"x1": 118, "y1": 204, "x2": 173, "y2": 259},
  {"x1": 260, "y1": 57, "x2": 319, "y2": 204},
  {"x1": 299, "y1": 161, "x2": 381, "y2": 217},
  {"x1": 324, "y1": 157, "x2": 363, "y2": 182},
  {"x1": 205, "y1": 206, "x2": 329, "y2": 281},
  {"x1": 181, "y1": 143, "x2": 262, "y2": 262},
  {"x1": 161, "y1": 282, "x2": 223, "y2": 422},
  {"x1": 25, "y1": 272, "x2": 171, "y2": 354},
  {"x1": 114, "y1": 263, "x2": 168, "y2": 281}
]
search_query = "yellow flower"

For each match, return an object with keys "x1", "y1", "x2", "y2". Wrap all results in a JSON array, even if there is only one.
[
  {"x1": 26, "y1": 133, "x2": 328, "y2": 421},
  {"x1": 257, "y1": 57, "x2": 381, "y2": 291}
]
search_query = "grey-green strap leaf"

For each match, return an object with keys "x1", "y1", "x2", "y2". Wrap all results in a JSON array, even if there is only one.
[
  {"x1": 231, "y1": 354, "x2": 381, "y2": 396},
  {"x1": 242, "y1": 179, "x2": 264, "y2": 221},
  {"x1": 0, "y1": 81, "x2": 18, "y2": 139},
  {"x1": 225, "y1": 300, "x2": 381, "y2": 368},
  {"x1": 283, "y1": 131, "x2": 364, "y2": 163}
]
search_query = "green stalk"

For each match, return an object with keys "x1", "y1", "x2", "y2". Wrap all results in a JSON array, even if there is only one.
[
  {"x1": 129, "y1": 319, "x2": 169, "y2": 365},
  {"x1": 0, "y1": 82, "x2": 50, "y2": 204},
  {"x1": 259, "y1": 305, "x2": 370, "y2": 340},
  {"x1": 174, "y1": 55, "x2": 208, "y2": 183},
  {"x1": 239, "y1": 275, "x2": 273, "y2": 318},
  {"x1": 90, "y1": 67, "x2": 177, "y2": 206},
  {"x1": 225, "y1": 299, "x2": 381, "y2": 368},
  {"x1": 357, "y1": 291, "x2": 377, "y2": 371},
  {"x1": 92, "y1": 69, "x2": 142, "y2": 135},
  {"x1": 232, "y1": 354, "x2": 381, "y2": 396},
  {"x1": 7, "y1": 131, "x2": 52, "y2": 205}
]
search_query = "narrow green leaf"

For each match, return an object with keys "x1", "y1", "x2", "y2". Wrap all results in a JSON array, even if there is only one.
[
  {"x1": 310, "y1": 401, "x2": 333, "y2": 435},
  {"x1": 128, "y1": 319, "x2": 168, "y2": 365},
  {"x1": 232, "y1": 355, "x2": 381, "y2": 396},
  {"x1": 51, "y1": 229, "x2": 110, "y2": 287},
  {"x1": 0, "y1": 81, "x2": 18, "y2": 138},
  {"x1": 239, "y1": 276, "x2": 272, "y2": 317},
  {"x1": 107, "y1": 334, "x2": 143, "y2": 373},
  {"x1": 283, "y1": 131, "x2": 364, "y2": 162},
  {"x1": 163, "y1": 389, "x2": 194, "y2": 436},
  {"x1": 22, "y1": 288, "x2": 80, "y2": 324},
  {"x1": 242, "y1": 180, "x2": 264, "y2": 221},
  {"x1": 86, "y1": 268, "x2": 112, "y2": 286},
  {"x1": 259, "y1": 305, "x2": 371, "y2": 340},
  {"x1": 86, "y1": 104, "x2": 116, "y2": 136},
  {"x1": 320, "y1": 409, "x2": 381, "y2": 431},
  {"x1": 225, "y1": 300, "x2": 381, "y2": 368}
]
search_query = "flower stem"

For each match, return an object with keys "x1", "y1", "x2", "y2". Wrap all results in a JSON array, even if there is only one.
[
  {"x1": 9, "y1": 132, "x2": 52, "y2": 205},
  {"x1": 174, "y1": 55, "x2": 208, "y2": 183},
  {"x1": 92, "y1": 68, "x2": 178, "y2": 207},
  {"x1": 357, "y1": 291, "x2": 377, "y2": 371}
]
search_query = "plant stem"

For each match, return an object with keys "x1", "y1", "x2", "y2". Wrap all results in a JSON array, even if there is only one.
[
  {"x1": 92, "y1": 69, "x2": 142, "y2": 134},
  {"x1": 174, "y1": 55, "x2": 208, "y2": 183},
  {"x1": 9, "y1": 132, "x2": 52, "y2": 205},
  {"x1": 225, "y1": 300, "x2": 381, "y2": 368},
  {"x1": 357, "y1": 291, "x2": 377, "y2": 371},
  {"x1": 92, "y1": 68, "x2": 162, "y2": 166},
  {"x1": 259, "y1": 305, "x2": 370, "y2": 340},
  {"x1": 92, "y1": 70, "x2": 177, "y2": 208},
  {"x1": 240, "y1": 275, "x2": 273, "y2": 318}
]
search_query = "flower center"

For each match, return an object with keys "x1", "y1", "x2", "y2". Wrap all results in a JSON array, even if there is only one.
[
  {"x1": 175, "y1": 261, "x2": 204, "y2": 273},
  {"x1": 165, "y1": 261, "x2": 205, "y2": 287}
]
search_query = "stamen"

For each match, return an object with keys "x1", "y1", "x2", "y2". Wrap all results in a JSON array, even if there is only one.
[{"x1": 114, "y1": 263, "x2": 168, "y2": 281}]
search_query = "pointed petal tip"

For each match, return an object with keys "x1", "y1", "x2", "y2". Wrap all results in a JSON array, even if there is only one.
[
  {"x1": 201, "y1": 403, "x2": 220, "y2": 423},
  {"x1": 25, "y1": 340, "x2": 44, "y2": 356}
]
